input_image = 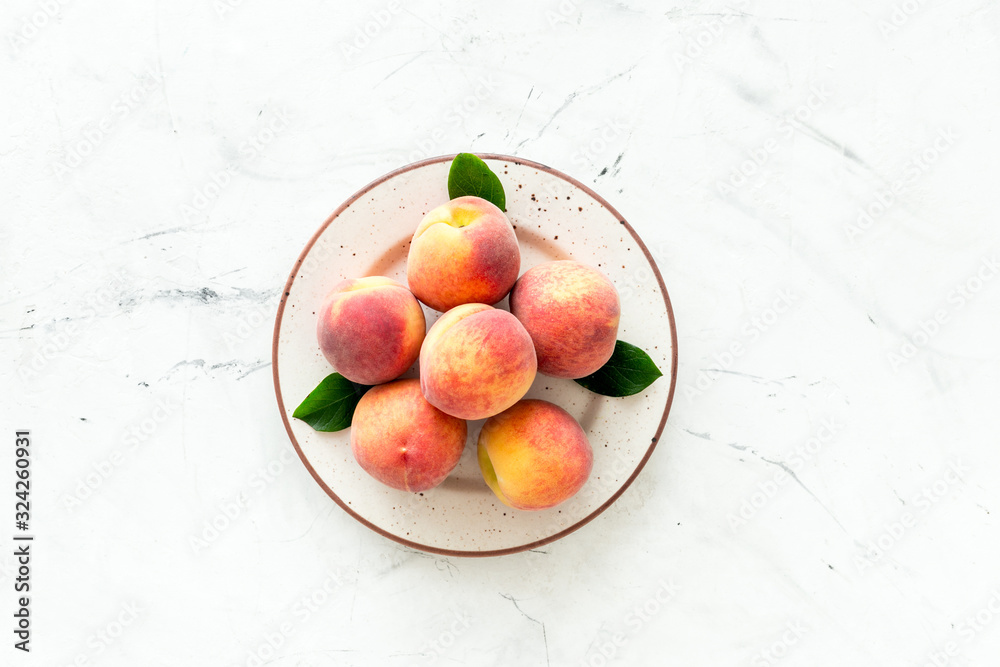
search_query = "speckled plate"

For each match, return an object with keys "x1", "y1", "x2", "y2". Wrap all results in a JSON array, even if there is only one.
[{"x1": 272, "y1": 154, "x2": 677, "y2": 557}]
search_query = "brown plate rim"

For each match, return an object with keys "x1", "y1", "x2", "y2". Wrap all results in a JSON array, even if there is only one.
[{"x1": 271, "y1": 153, "x2": 679, "y2": 558}]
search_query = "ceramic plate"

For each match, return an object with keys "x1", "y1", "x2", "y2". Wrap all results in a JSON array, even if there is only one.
[{"x1": 272, "y1": 154, "x2": 677, "y2": 557}]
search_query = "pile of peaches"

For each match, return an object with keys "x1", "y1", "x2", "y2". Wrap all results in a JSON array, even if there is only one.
[{"x1": 313, "y1": 195, "x2": 621, "y2": 511}]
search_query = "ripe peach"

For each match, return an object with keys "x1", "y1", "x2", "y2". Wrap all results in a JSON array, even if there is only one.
[
  {"x1": 509, "y1": 260, "x2": 620, "y2": 379},
  {"x1": 477, "y1": 399, "x2": 593, "y2": 510},
  {"x1": 419, "y1": 303, "x2": 536, "y2": 420},
  {"x1": 316, "y1": 276, "x2": 425, "y2": 385},
  {"x1": 406, "y1": 196, "x2": 520, "y2": 312},
  {"x1": 350, "y1": 379, "x2": 467, "y2": 492}
]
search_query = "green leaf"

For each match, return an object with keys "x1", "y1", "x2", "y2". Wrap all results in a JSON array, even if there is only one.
[
  {"x1": 292, "y1": 373, "x2": 371, "y2": 432},
  {"x1": 447, "y1": 153, "x2": 506, "y2": 211},
  {"x1": 575, "y1": 341, "x2": 663, "y2": 397}
]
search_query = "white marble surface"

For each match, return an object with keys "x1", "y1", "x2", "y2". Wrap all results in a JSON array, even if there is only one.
[{"x1": 3, "y1": 0, "x2": 1000, "y2": 665}]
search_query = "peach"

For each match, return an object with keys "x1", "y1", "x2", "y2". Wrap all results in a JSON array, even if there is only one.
[
  {"x1": 316, "y1": 276, "x2": 425, "y2": 385},
  {"x1": 509, "y1": 260, "x2": 620, "y2": 379},
  {"x1": 477, "y1": 399, "x2": 593, "y2": 510},
  {"x1": 406, "y1": 196, "x2": 520, "y2": 312},
  {"x1": 350, "y1": 379, "x2": 467, "y2": 492},
  {"x1": 419, "y1": 303, "x2": 536, "y2": 420}
]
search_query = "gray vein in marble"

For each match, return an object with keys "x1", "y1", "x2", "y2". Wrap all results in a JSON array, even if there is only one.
[
  {"x1": 153, "y1": 8, "x2": 184, "y2": 172},
  {"x1": 500, "y1": 594, "x2": 549, "y2": 667},
  {"x1": 734, "y1": 83, "x2": 767, "y2": 107},
  {"x1": 117, "y1": 286, "x2": 278, "y2": 312},
  {"x1": 517, "y1": 64, "x2": 639, "y2": 149},
  {"x1": 134, "y1": 225, "x2": 187, "y2": 241},
  {"x1": 0, "y1": 323, "x2": 36, "y2": 334},
  {"x1": 399, "y1": 7, "x2": 466, "y2": 56},
  {"x1": 795, "y1": 120, "x2": 866, "y2": 167},
  {"x1": 610, "y1": 151, "x2": 625, "y2": 177},
  {"x1": 0, "y1": 277, "x2": 62, "y2": 308},
  {"x1": 374, "y1": 52, "x2": 427, "y2": 89},
  {"x1": 699, "y1": 368, "x2": 792, "y2": 385},
  {"x1": 758, "y1": 455, "x2": 856, "y2": 539},
  {"x1": 698, "y1": 428, "x2": 862, "y2": 545},
  {"x1": 276, "y1": 505, "x2": 337, "y2": 543},
  {"x1": 208, "y1": 267, "x2": 248, "y2": 280},
  {"x1": 511, "y1": 86, "x2": 534, "y2": 140},
  {"x1": 519, "y1": 92, "x2": 577, "y2": 150},
  {"x1": 666, "y1": 10, "x2": 817, "y2": 23},
  {"x1": 715, "y1": 194, "x2": 920, "y2": 345},
  {"x1": 160, "y1": 358, "x2": 270, "y2": 381},
  {"x1": 236, "y1": 362, "x2": 272, "y2": 381},
  {"x1": 434, "y1": 558, "x2": 459, "y2": 578}
]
